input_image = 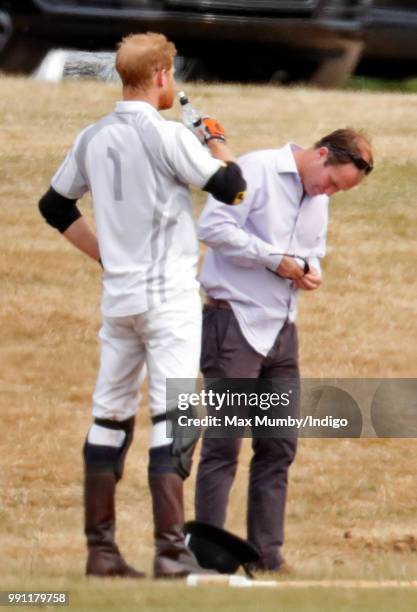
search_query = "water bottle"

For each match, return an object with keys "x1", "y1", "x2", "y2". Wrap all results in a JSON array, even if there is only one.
[{"x1": 178, "y1": 91, "x2": 207, "y2": 144}]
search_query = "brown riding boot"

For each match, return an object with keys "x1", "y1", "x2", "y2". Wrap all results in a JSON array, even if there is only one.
[
  {"x1": 85, "y1": 471, "x2": 145, "y2": 578},
  {"x1": 149, "y1": 472, "x2": 210, "y2": 578}
]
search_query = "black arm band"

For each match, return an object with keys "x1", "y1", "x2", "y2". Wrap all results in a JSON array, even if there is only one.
[
  {"x1": 203, "y1": 161, "x2": 247, "y2": 205},
  {"x1": 38, "y1": 186, "x2": 82, "y2": 233}
]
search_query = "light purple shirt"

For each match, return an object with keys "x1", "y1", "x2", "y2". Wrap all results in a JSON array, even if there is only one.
[{"x1": 198, "y1": 143, "x2": 329, "y2": 356}]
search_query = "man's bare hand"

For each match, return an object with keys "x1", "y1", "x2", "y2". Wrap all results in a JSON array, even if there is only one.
[
  {"x1": 293, "y1": 268, "x2": 322, "y2": 291},
  {"x1": 276, "y1": 255, "x2": 305, "y2": 280}
]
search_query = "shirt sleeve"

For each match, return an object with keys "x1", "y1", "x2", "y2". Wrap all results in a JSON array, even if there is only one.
[
  {"x1": 198, "y1": 173, "x2": 284, "y2": 271},
  {"x1": 51, "y1": 130, "x2": 90, "y2": 200},
  {"x1": 295, "y1": 196, "x2": 328, "y2": 277},
  {"x1": 307, "y1": 228, "x2": 327, "y2": 277},
  {"x1": 161, "y1": 122, "x2": 223, "y2": 188}
]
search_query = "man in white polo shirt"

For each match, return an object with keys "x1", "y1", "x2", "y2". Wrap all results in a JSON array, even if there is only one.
[
  {"x1": 195, "y1": 129, "x2": 373, "y2": 572},
  {"x1": 39, "y1": 32, "x2": 245, "y2": 579}
]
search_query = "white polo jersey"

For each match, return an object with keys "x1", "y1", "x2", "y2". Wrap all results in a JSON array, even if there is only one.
[{"x1": 52, "y1": 100, "x2": 222, "y2": 317}]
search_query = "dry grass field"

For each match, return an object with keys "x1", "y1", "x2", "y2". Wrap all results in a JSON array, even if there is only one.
[{"x1": 1, "y1": 76, "x2": 417, "y2": 610}]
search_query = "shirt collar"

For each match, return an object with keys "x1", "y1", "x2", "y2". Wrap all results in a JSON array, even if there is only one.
[
  {"x1": 276, "y1": 142, "x2": 306, "y2": 202},
  {"x1": 275, "y1": 142, "x2": 303, "y2": 174},
  {"x1": 115, "y1": 100, "x2": 160, "y2": 117}
]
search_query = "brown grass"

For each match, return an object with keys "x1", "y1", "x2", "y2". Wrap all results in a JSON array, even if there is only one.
[{"x1": 1, "y1": 76, "x2": 417, "y2": 602}]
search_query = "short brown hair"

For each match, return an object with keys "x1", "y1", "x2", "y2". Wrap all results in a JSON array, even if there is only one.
[
  {"x1": 116, "y1": 32, "x2": 176, "y2": 89},
  {"x1": 315, "y1": 128, "x2": 374, "y2": 171}
]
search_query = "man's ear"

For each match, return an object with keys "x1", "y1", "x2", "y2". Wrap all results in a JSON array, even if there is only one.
[
  {"x1": 155, "y1": 69, "x2": 166, "y2": 88},
  {"x1": 317, "y1": 146, "x2": 329, "y2": 161}
]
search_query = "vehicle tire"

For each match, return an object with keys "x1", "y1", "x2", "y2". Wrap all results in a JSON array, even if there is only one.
[
  {"x1": 0, "y1": 34, "x2": 50, "y2": 74},
  {"x1": 309, "y1": 40, "x2": 364, "y2": 88}
]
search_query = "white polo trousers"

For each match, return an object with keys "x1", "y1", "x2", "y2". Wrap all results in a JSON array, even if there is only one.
[{"x1": 92, "y1": 290, "x2": 202, "y2": 448}]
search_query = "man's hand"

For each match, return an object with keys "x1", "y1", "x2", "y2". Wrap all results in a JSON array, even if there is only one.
[
  {"x1": 202, "y1": 117, "x2": 226, "y2": 143},
  {"x1": 293, "y1": 268, "x2": 322, "y2": 291},
  {"x1": 276, "y1": 255, "x2": 305, "y2": 280},
  {"x1": 191, "y1": 116, "x2": 235, "y2": 162}
]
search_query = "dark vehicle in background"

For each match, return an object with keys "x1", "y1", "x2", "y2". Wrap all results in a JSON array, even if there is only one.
[
  {"x1": 0, "y1": 0, "x2": 369, "y2": 87},
  {"x1": 359, "y1": 0, "x2": 417, "y2": 78}
]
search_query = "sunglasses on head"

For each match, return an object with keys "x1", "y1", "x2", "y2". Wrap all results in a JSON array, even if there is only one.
[{"x1": 326, "y1": 144, "x2": 373, "y2": 175}]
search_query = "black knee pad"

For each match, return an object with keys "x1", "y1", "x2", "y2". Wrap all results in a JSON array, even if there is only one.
[
  {"x1": 149, "y1": 411, "x2": 199, "y2": 480},
  {"x1": 148, "y1": 442, "x2": 195, "y2": 481},
  {"x1": 148, "y1": 445, "x2": 176, "y2": 476},
  {"x1": 83, "y1": 416, "x2": 135, "y2": 481}
]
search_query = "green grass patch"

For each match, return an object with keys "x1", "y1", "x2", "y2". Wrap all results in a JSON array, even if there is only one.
[
  {"x1": 344, "y1": 76, "x2": 417, "y2": 93},
  {"x1": 4, "y1": 579, "x2": 417, "y2": 612}
]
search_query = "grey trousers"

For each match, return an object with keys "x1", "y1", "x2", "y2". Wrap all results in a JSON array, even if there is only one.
[{"x1": 195, "y1": 304, "x2": 299, "y2": 570}]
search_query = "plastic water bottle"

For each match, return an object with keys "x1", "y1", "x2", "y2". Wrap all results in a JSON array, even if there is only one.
[{"x1": 178, "y1": 91, "x2": 207, "y2": 143}]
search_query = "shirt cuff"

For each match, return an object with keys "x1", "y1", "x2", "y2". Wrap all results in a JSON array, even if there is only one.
[
  {"x1": 307, "y1": 257, "x2": 322, "y2": 276},
  {"x1": 260, "y1": 252, "x2": 284, "y2": 272}
]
